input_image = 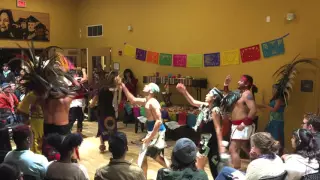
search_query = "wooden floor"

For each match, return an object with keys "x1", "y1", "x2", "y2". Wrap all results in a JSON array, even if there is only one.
[{"x1": 74, "y1": 121, "x2": 249, "y2": 180}]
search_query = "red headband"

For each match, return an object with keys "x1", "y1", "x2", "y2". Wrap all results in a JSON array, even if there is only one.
[{"x1": 241, "y1": 75, "x2": 253, "y2": 88}]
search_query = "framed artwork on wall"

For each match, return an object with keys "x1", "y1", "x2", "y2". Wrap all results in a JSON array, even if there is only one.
[
  {"x1": 0, "y1": 8, "x2": 50, "y2": 41},
  {"x1": 301, "y1": 80, "x2": 313, "y2": 92}
]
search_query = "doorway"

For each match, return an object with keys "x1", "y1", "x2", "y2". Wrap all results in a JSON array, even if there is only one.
[{"x1": 87, "y1": 47, "x2": 112, "y2": 84}]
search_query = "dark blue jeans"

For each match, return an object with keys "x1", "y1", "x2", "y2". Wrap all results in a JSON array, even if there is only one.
[{"x1": 216, "y1": 167, "x2": 245, "y2": 180}]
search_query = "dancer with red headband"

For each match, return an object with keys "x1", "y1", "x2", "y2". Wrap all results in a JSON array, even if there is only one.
[{"x1": 221, "y1": 74, "x2": 257, "y2": 169}]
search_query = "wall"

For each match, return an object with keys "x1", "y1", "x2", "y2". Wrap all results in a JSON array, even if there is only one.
[
  {"x1": 77, "y1": 0, "x2": 320, "y2": 148},
  {"x1": 0, "y1": 0, "x2": 78, "y2": 48}
]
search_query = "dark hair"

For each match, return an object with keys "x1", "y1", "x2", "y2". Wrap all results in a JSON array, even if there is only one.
[
  {"x1": 292, "y1": 129, "x2": 320, "y2": 161},
  {"x1": 251, "y1": 132, "x2": 280, "y2": 157},
  {"x1": 108, "y1": 132, "x2": 128, "y2": 159},
  {"x1": 123, "y1": 69, "x2": 136, "y2": 80},
  {"x1": 307, "y1": 115, "x2": 320, "y2": 132},
  {"x1": 0, "y1": 163, "x2": 22, "y2": 180},
  {"x1": 46, "y1": 133, "x2": 83, "y2": 158},
  {"x1": 0, "y1": 9, "x2": 14, "y2": 30},
  {"x1": 12, "y1": 125, "x2": 31, "y2": 147},
  {"x1": 243, "y1": 75, "x2": 258, "y2": 99},
  {"x1": 170, "y1": 153, "x2": 198, "y2": 171}
]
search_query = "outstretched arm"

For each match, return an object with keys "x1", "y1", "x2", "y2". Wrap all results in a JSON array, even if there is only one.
[
  {"x1": 120, "y1": 83, "x2": 146, "y2": 106},
  {"x1": 117, "y1": 88, "x2": 122, "y2": 104},
  {"x1": 258, "y1": 99, "x2": 283, "y2": 112},
  {"x1": 176, "y1": 83, "x2": 204, "y2": 108},
  {"x1": 223, "y1": 75, "x2": 232, "y2": 94}
]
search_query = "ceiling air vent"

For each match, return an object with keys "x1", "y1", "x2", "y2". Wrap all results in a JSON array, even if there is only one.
[{"x1": 87, "y1": 24, "x2": 103, "y2": 37}]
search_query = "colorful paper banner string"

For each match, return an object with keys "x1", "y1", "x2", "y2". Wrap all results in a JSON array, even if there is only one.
[
  {"x1": 221, "y1": 49, "x2": 240, "y2": 66},
  {"x1": 124, "y1": 44, "x2": 136, "y2": 58},
  {"x1": 204, "y1": 53, "x2": 220, "y2": 67},
  {"x1": 240, "y1": 44, "x2": 261, "y2": 63},
  {"x1": 136, "y1": 48, "x2": 147, "y2": 61},
  {"x1": 146, "y1": 51, "x2": 159, "y2": 64},
  {"x1": 159, "y1": 53, "x2": 172, "y2": 66},
  {"x1": 187, "y1": 54, "x2": 203, "y2": 68},
  {"x1": 173, "y1": 54, "x2": 187, "y2": 67},
  {"x1": 262, "y1": 38, "x2": 285, "y2": 58},
  {"x1": 124, "y1": 33, "x2": 289, "y2": 67}
]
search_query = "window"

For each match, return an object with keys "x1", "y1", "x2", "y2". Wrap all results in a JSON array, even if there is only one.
[{"x1": 87, "y1": 25, "x2": 103, "y2": 37}]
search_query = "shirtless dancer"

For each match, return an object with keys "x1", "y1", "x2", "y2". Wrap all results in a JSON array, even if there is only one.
[
  {"x1": 117, "y1": 79, "x2": 168, "y2": 178},
  {"x1": 222, "y1": 75, "x2": 257, "y2": 169}
]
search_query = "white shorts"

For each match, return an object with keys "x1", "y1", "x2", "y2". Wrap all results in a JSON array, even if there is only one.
[{"x1": 231, "y1": 124, "x2": 255, "y2": 140}]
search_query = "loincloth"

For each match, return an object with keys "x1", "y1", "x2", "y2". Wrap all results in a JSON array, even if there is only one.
[{"x1": 230, "y1": 119, "x2": 255, "y2": 140}]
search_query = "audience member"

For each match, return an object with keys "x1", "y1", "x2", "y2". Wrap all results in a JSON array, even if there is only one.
[
  {"x1": 216, "y1": 132, "x2": 285, "y2": 180},
  {"x1": 122, "y1": 68, "x2": 138, "y2": 98},
  {"x1": 94, "y1": 132, "x2": 145, "y2": 180},
  {"x1": 45, "y1": 133, "x2": 89, "y2": 180},
  {"x1": 156, "y1": 138, "x2": 209, "y2": 180},
  {"x1": 0, "y1": 63, "x2": 15, "y2": 84},
  {"x1": 282, "y1": 129, "x2": 320, "y2": 180},
  {"x1": 0, "y1": 83, "x2": 19, "y2": 125},
  {"x1": 0, "y1": 163, "x2": 23, "y2": 180},
  {"x1": 3, "y1": 125, "x2": 49, "y2": 180},
  {"x1": 302, "y1": 113, "x2": 320, "y2": 149}
]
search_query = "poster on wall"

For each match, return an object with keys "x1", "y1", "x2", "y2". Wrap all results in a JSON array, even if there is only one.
[{"x1": 0, "y1": 8, "x2": 50, "y2": 41}]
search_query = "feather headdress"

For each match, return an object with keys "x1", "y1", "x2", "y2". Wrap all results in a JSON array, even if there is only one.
[
  {"x1": 8, "y1": 41, "x2": 79, "y2": 99},
  {"x1": 220, "y1": 90, "x2": 241, "y2": 114},
  {"x1": 272, "y1": 55, "x2": 318, "y2": 105}
]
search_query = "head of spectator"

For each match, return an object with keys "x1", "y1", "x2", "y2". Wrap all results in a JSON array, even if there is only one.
[
  {"x1": 1, "y1": 83, "x2": 12, "y2": 94},
  {"x1": 302, "y1": 113, "x2": 315, "y2": 129},
  {"x1": 108, "y1": 132, "x2": 128, "y2": 159},
  {"x1": 2, "y1": 63, "x2": 9, "y2": 72},
  {"x1": 0, "y1": 163, "x2": 23, "y2": 180},
  {"x1": 20, "y1": 69, "x2": 26, "y2": 77},
  {"x1": 12, "y1": 125, "x2": 32, "y2": 151},
  {"x1": 171, "y1": 138, "x2": 198, "y2": 171},
  {"x1": 303, "y1": 114, "x2": 320, "y2": 133},
  {"x1": 46, "y1": 133, "x2": 83, "y2": 162},
  {"x1": 292, "y1": 129, "x2": 320, "y2": 160},
  {"x1": 250, "y1": 132, "x2": 281, "y2": 159}
]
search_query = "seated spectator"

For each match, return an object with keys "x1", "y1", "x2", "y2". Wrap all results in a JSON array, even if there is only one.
[
  {"x1": 0, "y1": 163, "x2": 23, "y2": 180},
  {"x1": 216, "y1": 132, "x2": 285, "y2": 180},
  {"x1": 0, "y1": 63, "x2": 15, "y2": 84},
  {"x1": 3, "y1": 125, "x2": 49, "y2": 180},
  {"x1": 302, "y1": 113, "x2": 320, "y2": 149},
  {"x1": 282, "y1": 129, "x2": 320, "y2": 180},
  {"x1": 94, "y1": 132, "x2": 145, "y2": 180},
  {"x1": 0, "y1": 83, "x2": 19, "y2": 125},
  {"x1": 45, "y1": 133, "x2": 89, "y2": 180},
  {"x1": 156, "y1": 138, "x2": 209, "y2": 180}
]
